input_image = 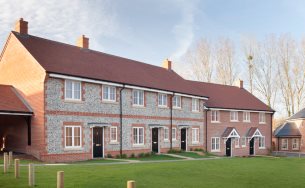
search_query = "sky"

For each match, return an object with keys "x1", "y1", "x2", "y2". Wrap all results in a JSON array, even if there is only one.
[{"x1": 0, "y1": 0, "x2": 304, "y2": 116}]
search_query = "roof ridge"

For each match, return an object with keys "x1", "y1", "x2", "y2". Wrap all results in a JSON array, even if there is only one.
[
  {"x1": 187, "y1": 79, "x2": 240, "y2": 88},
  {"x1": 12, "y1": 31, "x2": 175, "y2": 73}
]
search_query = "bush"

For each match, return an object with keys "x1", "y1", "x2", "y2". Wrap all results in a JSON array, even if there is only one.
[
  {"x1": 106, "y1": 153, "x2": 113, "y2": 158},
  {"x1": 115, "y1": 154, "x2": 121, "y2": 159},
  {"x1": 121, "y1": 154, "x2": 127, "y2": 158},
  {"x1": 144, "y1": 152, "x2": 151, "y2": 157},
  {"x1": 168, "y1": 149, "x2": 182, "y2": 154},
  {"x1": 138, "y1": 153, "x2": 145, "y2": 158},
  {"x1": 190, "y1": 148, "x2": 193, "y2": 151},
  {"x1": 194, "y1": 148, "x2": 204, "y2": 152},
  {"x1": 130, "y1": 153, "x2": 135, "y2": 158}
]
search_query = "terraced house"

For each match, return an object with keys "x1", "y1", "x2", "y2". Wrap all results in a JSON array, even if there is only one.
[{"x1": 0, "y1": 19, "x2": 274, "y2": 162}]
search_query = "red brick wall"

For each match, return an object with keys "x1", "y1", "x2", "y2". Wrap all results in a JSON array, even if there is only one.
[
  {"x1": 206, "y1": 110, "x2": 272, "y2": 156},
  {"x1": 0, "y1": 33, "x2": 46, "y2": 158}
]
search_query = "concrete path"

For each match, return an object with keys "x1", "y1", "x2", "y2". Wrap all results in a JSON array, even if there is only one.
[
  {"x1": 0, "y1": 156, "x2": 222, "y2": 167},
  {"x1": 272, "y1": 151, "x2": 305, "y2": 158},
  {"x1": 163, "y1": 153, "x2": 193, "y2": 160}
]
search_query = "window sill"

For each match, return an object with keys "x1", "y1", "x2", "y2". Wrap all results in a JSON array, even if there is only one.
[
  {"x1": 259, "y1": 147, "x2": 266, "y2": 149},
  {"x1": 64, "y1": 147, "x2": 84, "y2": 151},
  {"x1": 241, "y1": 145, "x2": 246, "y2": 148},
  {"x1": 173, "y1": 107, "x2": 182, "y2": 110},
  {"x1": 259, "y1": 122, "x2": 266, "y2": 124},
  {"x1": 132, "y1": 105, "x2": 145, "y2": 108},
  {"x1": 243, "y1": 121, "x2": 251, "y2": 123},
  {"x1": 158, "y1": 106, "x2": 168, "y2": 108},
  {"x1": 164, "y1": 140, "x2": 169, "y2": 142},
  {"x1": 230, "y1": 120, "x2": 239, "y2": 122},
  {"x1": 235, "y1": 146, "x2": 240, "y2": 148},
  {"x1": 192, "y1": 142, "x2": 200, "y2": 144},
  {"x1": 109, "y1": 142, "x2": 120, "y2": 145},
  {"x1": 64, "y1": 99, "x2": 83, "y2": 103},
  {"x1": 211, "y1": 121, "x2": 221, "y2": 124},
  {"x1": 211, "y1": 150, "x2": 220, "y2": 152},
  {"x1": 192, "y1": 111, "x2": 201, "y2": 114},
  {"x1": 102, "y1": 100, "x2": 118, "y2": 104},
  {"x1": 133, "y1": 144, "x2": 145, "y2": 148},
  {"x1": 292, "y1": 148, "x2": 299, "y2": 150}
]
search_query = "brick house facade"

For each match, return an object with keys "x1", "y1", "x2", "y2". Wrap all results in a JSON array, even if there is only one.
[{"x1": 0, "y1": 19, "x2": 274, "y2": 162}]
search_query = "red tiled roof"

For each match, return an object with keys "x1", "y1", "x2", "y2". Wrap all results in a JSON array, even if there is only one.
[
  {"x1": 187, "y1": 80, "x2": 274, "y2": 112},
  {"x1": 0, "y1": 85, "x2": 32, "y2": 114},
  {"x1": 12, "y1": 32, "x2": 206, "y2": 98}
]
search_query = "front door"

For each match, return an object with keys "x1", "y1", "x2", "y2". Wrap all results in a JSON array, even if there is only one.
[
  {"x1": 249, "y1": 138, "x2": 254, "y2": 155},
  {"x1": 226, "y1": 138, "x2": 231, "y2": 157},
  {"x1": 181, "y1": 128, "x2": 186, "y2": 151},
  {"x1": 93, "y1": 127, "x2": 103, "y2": 158},
  {"x1": 152, "y1": 128, "x2": 159, "y2": 153}
]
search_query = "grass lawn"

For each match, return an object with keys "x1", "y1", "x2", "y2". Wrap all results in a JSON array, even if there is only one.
[
  {"x1": 0, "y1": 157, "x2": 305, "y2": 187},
  {"x1": 128, "y1": 154, "x2": 183, "y2": 161},
  {"x1": 174, "y1": 151, "x2": 212, "y2": 158},
  {"x1": 69, "y1": 159, "x2": 126, "y2": 164}
]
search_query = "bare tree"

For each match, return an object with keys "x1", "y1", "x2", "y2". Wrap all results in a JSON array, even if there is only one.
[
  {"x1": 277, "y1": 35, "x2": 297, "y2": 116},
  {"x1": 185, "y1": 38, "x2": 213, "y2": 82},
  {"x1": 215, "y1": 38, "x2": 237, "y2": 85},
  {"x1": 253, "y1": 35, "x2": 278, "y2": 109},
  {"x1": 294, "y1": 39, "x2": 305, "y2": 111}
]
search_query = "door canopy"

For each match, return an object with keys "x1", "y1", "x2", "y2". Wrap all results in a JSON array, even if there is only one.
[
  {"x1": 222, "y1": 127, "x2": 240, "y2": 138},
  {"x1": 247, "y1": 127, "x2": 263, "y2": 139}
]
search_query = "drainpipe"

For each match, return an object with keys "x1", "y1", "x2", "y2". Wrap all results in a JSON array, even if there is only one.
[
  {"x1": 170, "y1": 94, "x2": 173, "y2": 150},
  {"x1": 271, "y1": 112, "x2": 274, "y2": 152},
  {"x1": 205, "y1": 108, "x2": 208, "y2": 151},
  {"x1": 119, "y1": 85, "x2": 126, "y2": 156}
]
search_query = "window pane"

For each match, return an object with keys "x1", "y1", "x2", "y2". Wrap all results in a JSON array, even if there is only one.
[
  {"x1": 65, "y1": 81, "x2": 73, "y2": 99},
  {"x1": 65, "y1": 127, "x2": 72, "y2": 147},
  {"x1": 133, "y1": 128, "x2": 138, "y2": 144},
  {"x1": 139, "y1": 91, "x2": 144, "y2": 105},
  {"x1": 111, "y1": 127, "x2": 117, "y2": 141},
  {"x1": 172, "y1": 128, "x2": 176, "y2": 140},
  {"x1": 103, "y1": 86, "x2": 109, "y2": 100},
  {"x1": 139, "y1": 128, "x2": 144, "y2": 144},
  {"x1": 110, "y1": 87, "x2": 115, "y2": 100}
]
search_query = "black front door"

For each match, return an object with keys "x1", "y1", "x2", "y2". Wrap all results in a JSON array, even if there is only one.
[
  {"x1": 152, "y1": 128, "x2": 159, "y2": 153},
  {"x1": 181, "y1": 128, "x2": 186, "y2": 151},
  {"x1": 249, "y1": 138, "x2": 254, "y2": 155},
  {"x1": 226, "y1": 138, "x2": 231, "y2": 157},
  {"x1": 93, "y1": 127, "x2": 103, "y2": 158}
]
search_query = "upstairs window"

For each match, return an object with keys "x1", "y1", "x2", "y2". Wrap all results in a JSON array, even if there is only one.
[
  {"x1": 102, "y1": 85, "x2": 116, "y2": 102},
  {"x1": 172, "y1": 96, "x2": 181, "y2": 108},
  {"x1": 192, "y1": 98, "x2": 200, "y2": 112},
  {"x1": 243, "y1": 112, "x2": 251, "y2": 122},
  {"x1": 211, "y1": 110, "x2": 220, "y2": 122},
  {"x1": 65, "y1": 80, "x2": 81, "y2": 100},
  {"x1": 259, "y1": 112, "x2": 266, "y2": 124},
  {"x1": 133, "y1": 90, "x2": 144, "y2": 106},
  {"x1": 158, "y1": 93, "x2": 168, "y2": 107},
  {"x1": 230, "y1": 111, "x2": 239, "y2": 122}
]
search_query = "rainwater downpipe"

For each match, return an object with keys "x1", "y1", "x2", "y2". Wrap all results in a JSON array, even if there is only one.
[{"x1": 120, "y1": 85, "x2": 126, "y2": 156}]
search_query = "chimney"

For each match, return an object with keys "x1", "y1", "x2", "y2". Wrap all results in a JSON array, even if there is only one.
[
  {"x1": 14, "y1": 18, "x2": 28, "y2": 35},
  {"x1": 238, "y1": 79, "x2": 243, "y2": 89},
  {"x1": 163, "y1": 58, "x2": 172, "y2": 71},
  {"x1": 77, "y1": 35, "x2": 89, "y2": 49}
]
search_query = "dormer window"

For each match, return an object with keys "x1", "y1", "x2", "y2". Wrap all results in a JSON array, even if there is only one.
[{"x1": 65, "y1": 80, "x2": 81, "y2": 101}]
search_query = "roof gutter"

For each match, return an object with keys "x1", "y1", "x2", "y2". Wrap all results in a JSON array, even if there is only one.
[
  {"x1": 207, "y1": 107, "x2": 274, "y2": 114},
  {"x1": 48, "y1": 73, "x2": 209, "y2": 100},
  {"x1": 0, "y1": 111, "x2": 33, "y2": 116}
]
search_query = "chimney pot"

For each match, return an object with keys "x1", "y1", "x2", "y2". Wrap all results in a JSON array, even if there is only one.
[
  {"x1": 14, "y1": 18, "x2": 28, "y2": 35},
  {"x1": 162, "y1": 58, "x2": 172, "y2": 71},
  {"x1": 77, "y1": 35, "x2": 89, "y2": 49},
  {"x1": 238, "y1": 79, "x2": 243, "y2": 89}
]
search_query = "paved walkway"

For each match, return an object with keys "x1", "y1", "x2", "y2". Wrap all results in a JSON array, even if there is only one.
[
  {"x1": 272, "y1": 151, "x2": 305, "y2": 157},
  {"x1": 0, "y1": 156, "x2": 223, "y2": 167},
  {"x1": 163, "y1": 153, "x2": 193, "y2": 159}
]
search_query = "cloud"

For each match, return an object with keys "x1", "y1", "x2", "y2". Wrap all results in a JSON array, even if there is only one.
[
  {"x1": 0, "y1": 0, "x2": 121, "y2": 51},
  {"x1": 170, "y1": 0, "x2": 198, "y2": 61}
]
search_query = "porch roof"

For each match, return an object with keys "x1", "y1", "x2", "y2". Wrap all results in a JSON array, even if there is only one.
[
  {"x1": 0, "y1": 85, "x2": 33, "y2": 116},
  {"x1": 246, "y1": 127, "x2": 263, "y2": 138},
  {"x1": 274, "y1": 122, "x2": 301, "y2": 138},
  {"x1": 222, "y1": 127, "x2": 240, "y2": 138}
]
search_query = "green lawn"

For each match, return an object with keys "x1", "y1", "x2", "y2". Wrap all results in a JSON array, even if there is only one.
[
  {"x1": 0, "y1": 157, "x2": 304, "y2": 187},
  {"x1": 174, "y1": 151, "x2": 212, "y2": 158},
  {"x1": 128, "y1": 154, "x2": 183, "y2": 161},
  {"x1": 69, "y1": 159, "x2": 126, "y2": 164}
]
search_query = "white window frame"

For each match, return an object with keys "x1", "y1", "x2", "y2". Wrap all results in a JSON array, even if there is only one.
[
  {"x1": 192, "y1": 98, "x2": 200, "y2": 112},
  {"x1": 132, "y1": 89, "x2": 144, "y2": 106},
  {"x1": 102, "y1": 85, "x2": 116, "y2": 102},
  {"x1": 65, "y1": 80, "x2": 81, "y2": 101},
  {"x1": 164, "y1": 128, "x2": 169, "y2": 141},
  {"x1": 192, "y1": 128, "x2": 199, "y2": 144},
  {"x1": 259, "y1": 136, "x2": 265, "y2": 149},
  {"x1": 158, "y1": 93, "x2": 168, "y2": 107},
  {"x1": 211, "y1": 110, "x2": 220, "y2": 123},
  {"x1": 211, "y1": 137, "x2": 220, "y2": 152},
  {"x1": 110, "y1": 126, "x2": 117, "y2": 143},
  {"x1": 133, "y1": 127, "x2": 144, "y2": 145},
  {"x1": 230, "y1": 111, "x2": 239, "y2": 122},
  {"x1": 292, "y1": 138, "x2": 299, "y2": 150},
  {"x1": 243, "y1": 112, "x2": 251, "y2": 122},
  {"x1": 65, "y1": 126, "x2": 82, "y2": 148},
  {"x1": 172, "y1": 96, "x2": 181, "y2": 109},
  {"x1": 172, "y1": 128, "x2": 176, "y2": 140},
  {"x1": 281, "y1": 138, "x2": 288, "y2": 150},
  {"x1": 241, "y1": 137, "x2": 246, "y2": 147},
  {"x1": 259, "y1": 112, "x2": 266, "y2": 124},
  {"x1": 235, "y1": 138, "x2": 240, "y2": 148}
]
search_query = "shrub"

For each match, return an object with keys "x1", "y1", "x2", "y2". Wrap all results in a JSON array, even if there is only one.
[
  {"x1": 194, "y1": 148, "x2": 204, "y2": 152},
  {"x1": 144, "y1": 152, "x2": 151, "y2": 157},
  {"x1": 168, "y1": 149, "x2": 182, "y2": 153},
  {"x1": 130, "y1": 153, "x2": 135, "y2": 158},
  {"x1": 190, "y1": 148, "x2": 193, "y2": 151},
  {"x1": 138, "y1": 153, "x2": 145, "y2": 158},
  {"x1": 121, "y1": 154, "x2": 127, "y2": 158},
  {"x1": 115, "y1": 154, "x2": 121, "y2": 159},
  {"x1": 106, "y1": 153, "x2": 113, "y2": 158}
]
